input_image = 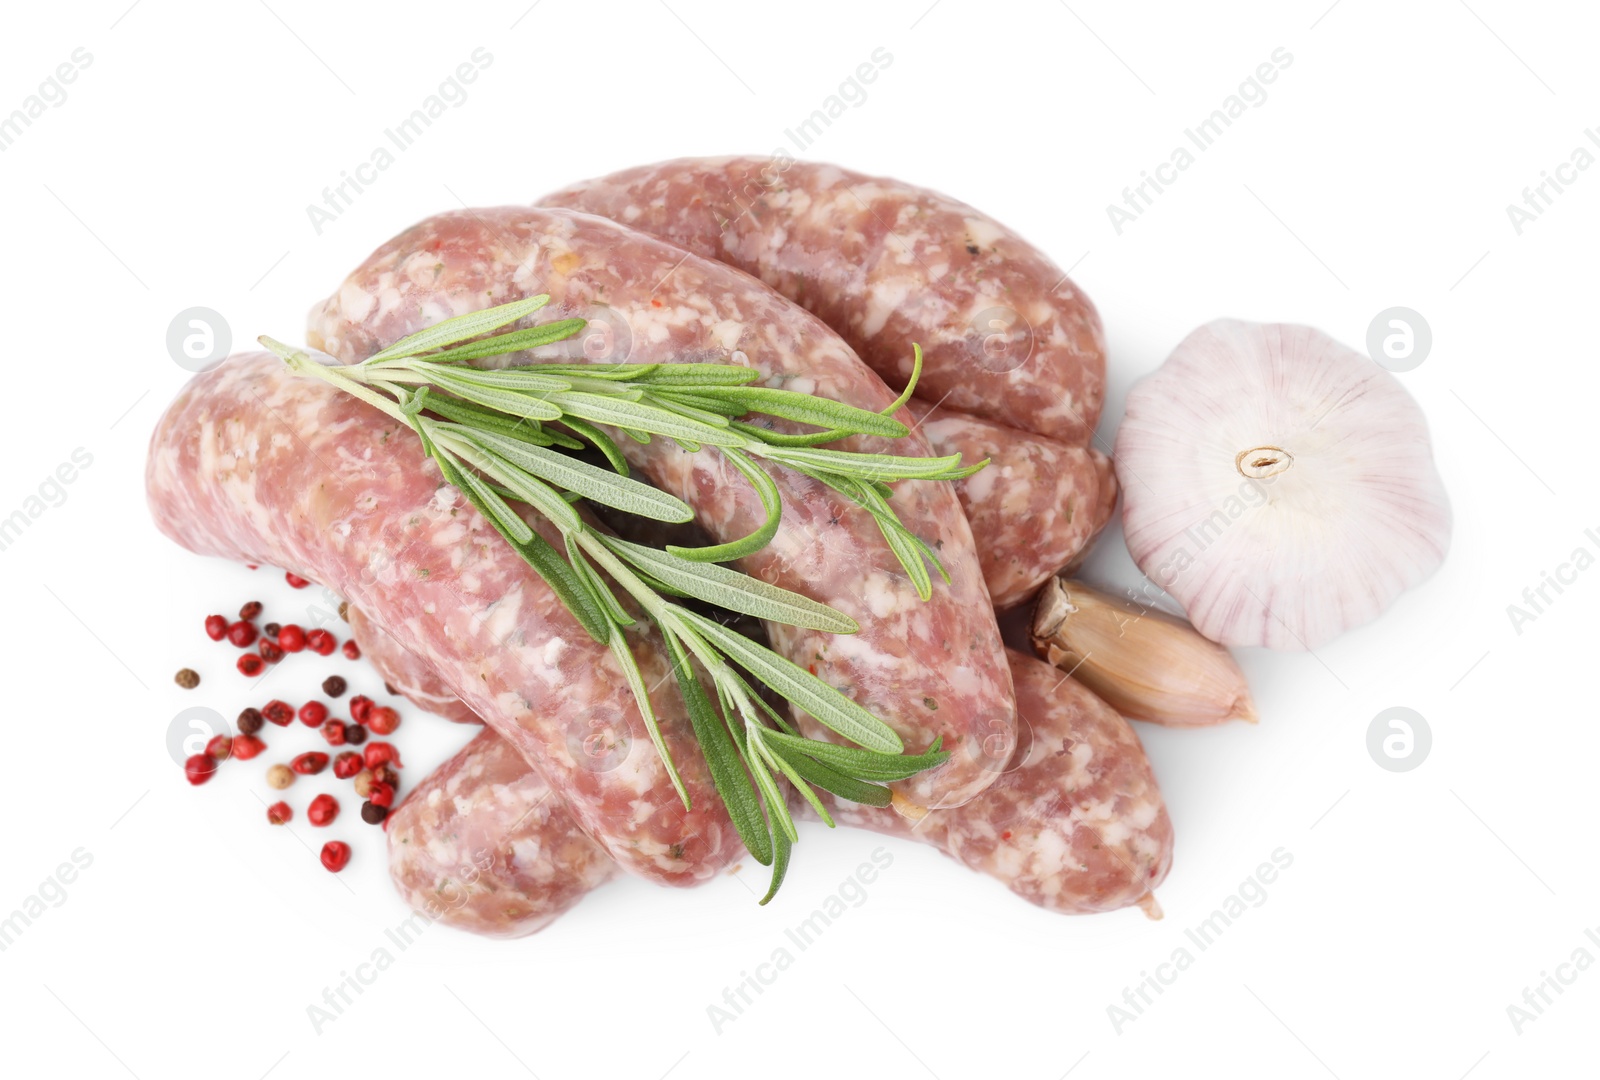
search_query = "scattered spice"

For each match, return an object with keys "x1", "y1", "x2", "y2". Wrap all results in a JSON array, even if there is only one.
[
  {"x1": 352, "y1": 769, "x2": 375, "y2": 798},
  {"x1": 236, "y1": 707, "x2": 264, "y2": 736},
  {"x1": 332, "y1": 751, "x2": 363, "y2": 779},
  {"x1": 360, "y1": 801, "x2": 388, "y2": 825},
  {"x1": 265, "y1": 764, "x2": 294, "y2": 790},
  {"x1": 263, "y1": 622, "x2": 282, "y2": 638},
  {"x1": 291, "y1": 752, "x2": 329, "y2": 776},
  {"x1": 371, "y1": 764, "x2": 400, "y2": 790},
  {"x1": 277, "y1": 625, "x2": 306, "y2": 652},
  {"x1": 348, "y1": 695, "x2": 373, "y2": 725},
  {"x1": 366, "y1": 706, "x2": 400, "y2": 736},
  {"x1": 174, "y1": 668, "x2": 200, "y2": 689},
  {"x1": 206, "y1": 735, "x2": 232, "y2": 762},
  {"x1": 321, "y1": 719, "x2": 348, "y2": 746},
  {"x1": 232, "y1": 734, "x2": 266, "y2": 760},
  {"x1": 321, "y1": 675, "x2": 347, "y2": 698},
  {"x1": 285, "y1": 572, "x2": 311, "y2": 589},
  {"x1": 267, "y1": 801, "x2": 292, "y2": 825},
  {"x1": 343, "y1": 724, "x2": 367, "y2": 746},
  {"x1": 320, "y1": 841, "x2": 351, "y2": 872},
  {"x1": 338, "y1": 601, "x2": 349, "y2": 622},
  {"x1": 341, "y1": 640, "x2": 360, "y2": 661},
  {"x1": 258, "y1": 639, "x2": 284, "y2": 663},
  {"x1": 298, "y1": 701, "x2": 328, "y2": 727},
  {"x1": 204, "y1": 615, "x2": 228, "y2": 641},
  {"x1": 262, "y1": 700, "x2": 295, "y2": 727},
  {"x1": 306, "y1": 629, "x2": 336, "y2": 656},
  {"x1": 239, "y1": 600, "x2": 263, "y2": 621},
  {"x1": 237, "y1": 654, "x2": 265, "y2": 677},
  {"x1": 307, "y1": 794, "x2": 339, "y2": 826},
  {"x1": 226, "y1": 621, "x2": 258, "y2": 648},
  {"x1": 363, "y1": 743, "x2": 401, "y2": 770},
  {"x1": 184, "y1": 754, "x2": 217, "y2": 785},
  {"x1": 366, "y1": 781, "x2": 395, "y2": 809}
]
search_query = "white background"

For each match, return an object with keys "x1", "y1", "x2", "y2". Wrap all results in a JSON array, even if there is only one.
[{"x1": 1, "y1": 1, "x2": 1594, "y2": 1077}]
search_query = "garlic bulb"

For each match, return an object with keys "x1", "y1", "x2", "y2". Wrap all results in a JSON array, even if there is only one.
[
  {"x1": 1114, "y1": 320, "x2": 1451, "y2": 651},
  {"x1": 1031, "y1": 577, "x2": 1257, "y2": 727}
]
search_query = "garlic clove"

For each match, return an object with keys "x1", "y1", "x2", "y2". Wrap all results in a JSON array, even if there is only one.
[
  {"x1": 1113, "y1": 320, "x2": 1452, "y2": 651},
  {"x1": 1030, "y1": 577, "x2": 1257, "y2": 727}
]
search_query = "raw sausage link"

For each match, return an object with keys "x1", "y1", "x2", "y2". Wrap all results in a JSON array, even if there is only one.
[
  {"x1": 907, "y1": 399, "x2": 1110, "y2": 609},
  {"x1": 538, "y1": 157, "x2": 1106, "y2": 444},
  {"x1": 146, "y1": 354, "x2": 734, "y2": 885},
  {"x1": 388, "y1": 726, "x2": 617, "y2": 937},
  {"x1": 307, "y1": 206, "x2": 1016, "y2": 809},
  {"x1": 347, "y1": 605, "x2": 479, "y2": 724},
  {"x1": 376, "y1": 641, "x2": 1171, "y2": 934}
]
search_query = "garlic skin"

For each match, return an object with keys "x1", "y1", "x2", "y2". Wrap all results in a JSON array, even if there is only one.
[
  {"x1": 1031, "y1": 577, "x2": 1257, "y2": 727},
  {"x1": 1114, "y1": 320, "x2": 1452, "y2": 651}
]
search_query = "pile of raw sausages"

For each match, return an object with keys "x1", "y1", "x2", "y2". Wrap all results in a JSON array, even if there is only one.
[{"x1": 146, "y1": 157, "x2": 1172, "y2": 936}]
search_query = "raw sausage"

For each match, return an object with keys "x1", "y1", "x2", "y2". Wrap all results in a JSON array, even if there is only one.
[
  {"x1": 307, "y1": 206, "x2": 1016, "y2": 809},
  {"x1": 146, "y1": 353, "x2": 735, "y2": 885},
  {"x1": 539, "y1": 157, "x2": 1106, "y2": 444},
  {"x1": 347, "y1": 605, "x2": 479, "y2": 724}
]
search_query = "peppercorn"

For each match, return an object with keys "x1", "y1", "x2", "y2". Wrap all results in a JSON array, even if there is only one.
[
  {"x1": 321, "y1": 675, "x2": 347, "y2": 698},
  {"x1": 366, "y1": 707, "x2": 400, "y2": 736},
  {"x1": 384, "y1": 683, "x2": 398, "y2": 696},
  {"x1": 262, "y1": 700, "x2": 294, "y2": 727},
  {"x1": 265, "y1": 764, "x2": 294, "y2": 790},
  {"x1": 363, "y1": 743, "x2": 402, "y2": 770},
  {"x1": 307, "y1": 793, "x2": 339, "y2": 826},
  {"x1": 266, "y1": 801, "x2": 292, "y2": 825},
  {"x1": 332, "y1": 751, "x2": 363, "y2": 779},
  {"x1": 361, "y1": 801, "x2": 388, "y2": 825},
  {"x1": 320, "y1": 841, "x2": 351, "y2": 872},
  {"x1": 367, "y1": 780, "x2": 395, "y2": 808},
  {"x1": 349, "y1": 696, "x2": 374, "y2": 725},
  {"x1": 285, "y1": 572, "x2": 311, "y2": 589},
  {"x1": 321, "y1": 719, "x2": 347, "y2": 746},
  {"x1": 237, "y1": 654, "x2": 265, "y2": 677},
  {"x1": 174, "y1": 668, "x2": 200, "y2": 689},
  {"x1": 290, "y1": 752, "x2": 329, "y2": 776},
  {"x1": 239, "y1": 600, "x2": 263, "y2": 621},
  {"x1": 226, "y1": 621, "x2": 258, "y2": 648},
  {"x1": 258, "y1": 639, "x2": 284, "y2": 663},
  {"x1": 184, "y1": 754, "x2": 217, "y2": 785},
  {"x1": 298, "y1": 701, "x2": 328, "y2": 728},
  {"x1": 306, "y1": 629, "x2": 336, "y2": 656},
  {"x1": 372, "y1": 764, "x2": 400, "y2": 790},
  {"x1": 236, "y1": 707, "x2": 264, "y2": 736},
  {"x1": 338, "y1": 601, "x2": 349, "y2": 622},
  {"x1": 204, "y1": 614, "x2": 228, "y2": 641},
  {"x1": 277, "y1": 624, "x2": 306, "y2": 652},
  {"x1": 341, "y1": 640, "x2": 361, "y2": 661},
  {"x1": 352, "y1": 769, "x2": 374, "y2": 798},
  {"x1": 205, "y1": 735, "x2": 232, "y2": 762},
  {"x1": 232, "y1": 734, "x2": 266, "y2": 760},
  {"x1": 343, "y1": 724, "x2": 367, "y2": 746},
  {"x1": 263, "y1": 622, "x2": 281, "y2": 638}
]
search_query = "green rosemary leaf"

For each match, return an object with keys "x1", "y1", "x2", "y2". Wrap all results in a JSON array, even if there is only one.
[
  {"x1": 665, "y1": 448, "x2": 782, "y2": 564},
  {"x1": 406, "y1": 319, "x2": 587, "y2": 364},
  {"x1": 761, "y1": 444, "x2": 971, "y2": 482},
  {"x1": 761, "y1": 729, "x2": 949, "y2": 782},
  {"x1": 463, "y1": 428, "x2": 694, "y2": 523},
  {"x1": 645, "y1": 388, "x2": 749, "y2": 417},
  {"x1": 766, "y1": 743, "x2": 893, "y2": 807},
  {"x1": 601, "y1": 535, "x2": 857, "y2": 634},
  {"x1": 554, "y1": 417, "x2": 629, "y2": 474},
  {"x1": 676, "y1": 609, "x2": 902, "y2": 753},
  {"x1": 453, "y1": 464, "x2": 534, "y2": 545},
  {"x1": 747, "y1": 742, "x2": 798, "y2": 844},
  {"x1": 661, "y1": 630, "x2": 772, "y2": 865},
  {"x1": 627, "y1": 364, "x2": 760, "y2": 387},
  {"x1": 752, "y1": 728, "x2": 832, "y2": 827},
  {"x1": 516, "y1": 363, "x2": 661, "y2": 382},
  {"x1": 425, "y1": 369, "x2": 564, "y2": 422},
  {"x1": 406, "y1": 362, "x2": 572, "y2": 393},
  {"x1": 608, "y1": 622, "x2": 687, "y2": 809},
  {"x1": 759, "y1": 818, "x2": 792, "y2": 906},
  {"x1": 566, "y1": 533, "x2": 634, "y2": 628},
  {"x1": 418, "y1": 395, "x2": 557, "y2": 444},
  {"x1": 439, "y1": 434, "x2": 585, "y2": 536},
  {"x1": 551, "y1": 392, "x2": 748, "y2": 448},
  {"x1": 362, "y1": 294, "x2": 550, "y2": 363},
  {"x1": 879, "y1": 343, "x2": 924, "y2": 418},
  {"x1": 696, "y1": 386, "x2": 909, "y2": 438},
  {"x1": 645, "y1": 394, "x2": 738, "y2": 428}
]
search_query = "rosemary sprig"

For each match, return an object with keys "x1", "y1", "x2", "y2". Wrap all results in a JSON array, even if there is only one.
[{"x1": 262, "y1": 296, "x2": 977, "y2": 899}]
